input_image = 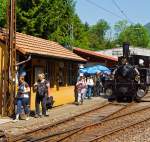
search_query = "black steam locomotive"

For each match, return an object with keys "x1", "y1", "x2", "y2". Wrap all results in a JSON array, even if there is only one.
[{"x1": 105, "y1": 43, "x2": 150, "y2": 102}]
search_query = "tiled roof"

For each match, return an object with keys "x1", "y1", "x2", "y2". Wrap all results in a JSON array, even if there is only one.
[
  {"x1": 0, "y1": 28, "x2": 86, "y2": 62},
  {"x1": 73, "y1": 48, "x2": 118, "y2": 61}
]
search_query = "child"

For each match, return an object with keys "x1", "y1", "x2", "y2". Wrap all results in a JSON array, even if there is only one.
[{"x1": 76, "y1": 74, "x2": 87, "y2": 105}]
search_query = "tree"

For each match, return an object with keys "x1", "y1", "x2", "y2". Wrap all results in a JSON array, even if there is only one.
[
  {"x1": 88, "y1": 19, "x2": 110, "y2": 50},
  {"x1": 16, "y1": 0, "x2": 76, "y2": 46},
  {"x1": 0, "y1": 0, "x2": 7, "y2": 27},
  {"x1": 72, "y1": 15, "x2": 90, "y2": 49},
  {"x1": 0, "y1": 0, "x2": 91, "y2": 49},
  {"x1": 118, "y1": 24, "x2": 150, "y2": 47},
  {"x1": 114, "y1": 20, "x2": 128, "y2": 33}
]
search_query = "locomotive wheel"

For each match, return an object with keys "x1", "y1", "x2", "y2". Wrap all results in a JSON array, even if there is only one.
[
  {"x1": 105, "y1": 88, "x2": 113, "y2": 97},
  {"x1": 127, "y1": 96, "x2": 133, "y2": 103},
  {"x1": 135, "y1": 88, "x2": 146, "y2": 102},
  {"x1": 108, "y1": 95, "x2": 116, "y2": 102}
]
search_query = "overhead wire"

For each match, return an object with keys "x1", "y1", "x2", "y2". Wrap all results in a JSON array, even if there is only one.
[
  {"x1": 112, "y1": 0, "x2": 134, "y2": 24},
  {"x1": 86, "y1": 0, "x2": 123, "y2": 20},
  {"x1": 112, "y1": 0, "x2": 143, "y2": 46}
]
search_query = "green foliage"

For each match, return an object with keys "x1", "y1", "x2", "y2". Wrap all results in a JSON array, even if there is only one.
[
  {"x1": 144, "y1": 23, "x2": 150, "y2": 47},
  {"x1": 0, "y1": 0, "x2": 114, "y2": 50},
  {"x1": 72, "y1": 15, "x2": 90, "y2": 49},
  {"x1": 145, "y1": 23, "x2": 150, "y2": 35},
  {"x1": 118, "y1": 24, "x2": 150, "y2": 47},
  {"x1": 1, "y1": 1, "x2": 150, "y2": 50},
  {"x1": 0, "y1": 0, "x2": 7, "y2": 27},
  {"x1": 16, "y1": 0, "x2": 75, "y2": 42},
  {"x1": 114, "y1": 20, "x2": 129, "y2": 39},
  {"x1": 88, "y1": 19, "x2": 111, "y2": 50}
]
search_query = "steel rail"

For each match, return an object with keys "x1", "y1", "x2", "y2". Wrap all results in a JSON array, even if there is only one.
[
  {"x1": 89, "y1": 116, "x2": 150, "y2": 142},
  {"x1": 54, "y1": 104, "x2": 150, "y2": 142},
  {"x1": 26, "y1": 103, "x2": 134, "y2": 142},
  {"x1": 10, "y1": 102, "x2": 110, "y2": 141}
]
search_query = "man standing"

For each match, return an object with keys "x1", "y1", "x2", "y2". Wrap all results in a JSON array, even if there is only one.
[
  {"x1": 34, "y1": 73, "x2": 51, "y2": 117},
  {"x1": 94, "y1": 71, "x2": 103, "y2": 96},
  {"x1": 86, "y1": 76, "x2": 94, "y2": 99}
]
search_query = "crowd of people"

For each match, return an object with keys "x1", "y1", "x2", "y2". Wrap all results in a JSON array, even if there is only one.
[
  {"x1": 14, "y1": 70, "x2": 112, "y2": 121},
  {"x1": 75, "y1": 71, "x2": 112, "y2": 105}
]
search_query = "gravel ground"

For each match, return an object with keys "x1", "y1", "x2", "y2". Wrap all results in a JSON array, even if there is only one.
[
  {"x1": 102, "y1": 119, "x2": 150, "y2": 142},
  {"x1": 0, "y1": 97, "x2": 107, "y2": 136},
  {"x1": 60, "y1": 103, "x2": 150, "y2": 142}
]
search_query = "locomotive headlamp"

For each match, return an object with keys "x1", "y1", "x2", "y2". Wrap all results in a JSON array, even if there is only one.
[
  {"x1": 135, "y1": 75, "x2": 140, "y2": 82},
  {"x1": 105, "y1": 88, "x2": 112, "y2": 96},
  {"x1": 137, "y1": 89, "x2": 145, "y2": 98}
]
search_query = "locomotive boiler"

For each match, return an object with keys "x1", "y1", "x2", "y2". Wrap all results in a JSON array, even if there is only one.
[{"x1": 105, "y1": 43, "x2": 150, "y2": 102}]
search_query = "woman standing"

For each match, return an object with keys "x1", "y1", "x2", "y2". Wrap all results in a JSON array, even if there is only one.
[
  {"x1": 34, "y1": 73, "x2": 51, "y2": 118},
  {"x1": 15, "y1": 76, "x2": 30, "y2": 121}
]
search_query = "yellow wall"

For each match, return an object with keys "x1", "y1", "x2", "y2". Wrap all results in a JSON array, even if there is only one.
[
  {"x1": 30, "y1": 86, "x2": 75, "y2": 110},
  {"x1": 51, "y1": 86, "x2": 75, "y2": 106},
  {"x1": 30, "y1": 58, "x2": 75, "y2": 110}
]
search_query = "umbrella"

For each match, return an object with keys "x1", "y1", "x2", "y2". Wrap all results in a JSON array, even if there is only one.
[
  {"x1": 86, "y1": 66, "x2": 100, "y2": 74},
  {"x1": 79, "y1": 68, "x2": 87, "y2": 74},
  {"x1": 79, "y1": 65, "x2": 111, "y2": 75},
  {"x1": 95, "y1": 65, "x2": 111, "y2": 72}
]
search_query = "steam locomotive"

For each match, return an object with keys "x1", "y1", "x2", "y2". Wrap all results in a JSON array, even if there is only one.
[{"x1": 105, "y1": 43, "x2": 150, "y2": 102}]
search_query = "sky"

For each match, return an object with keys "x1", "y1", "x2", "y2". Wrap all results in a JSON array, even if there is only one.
[{"x1": 76, "y1": 0, "x2": 150, "y2": 26}]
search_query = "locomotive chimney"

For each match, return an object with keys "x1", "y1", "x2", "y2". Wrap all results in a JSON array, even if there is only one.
[{"x1": 123, "y1": 42, "x2": 130, "y2": 58}]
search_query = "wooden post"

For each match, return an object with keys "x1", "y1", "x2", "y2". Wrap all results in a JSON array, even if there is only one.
[{"x1": 2, "y1": 0, "x2": 16, "y2": 116}]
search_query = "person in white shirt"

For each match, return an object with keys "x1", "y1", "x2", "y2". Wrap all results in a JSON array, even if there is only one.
[
  {"x1": 86, "y1": 76, "x2": 94, "y2": 99},
  {"x1": 15, "y1": 76, "x2": 30, "y2": 121}
]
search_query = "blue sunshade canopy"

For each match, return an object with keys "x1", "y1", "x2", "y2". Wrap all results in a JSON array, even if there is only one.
[{"x1": 79, "y1": 65, "x2": 111, "y2": 75}]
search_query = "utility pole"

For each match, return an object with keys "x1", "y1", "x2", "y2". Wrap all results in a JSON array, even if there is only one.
[
  {"x1": 2, "y1": 0, "x2": 16, "y2": 116},
  {"x1": 68, "y1": 24, "x2": 74, "y2": 50}
]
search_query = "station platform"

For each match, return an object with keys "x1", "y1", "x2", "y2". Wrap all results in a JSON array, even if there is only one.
[
  {"x1": 0, "y1": 97, "x2": 108, "y2": 136},
  {"x1": 0, "y1": 118, "x2": 12, "y2": 125}
]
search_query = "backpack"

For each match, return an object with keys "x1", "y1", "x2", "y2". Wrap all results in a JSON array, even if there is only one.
[
  {"x1": 46, "y1": 96, "x2": 55, "y2": 110},
  {"x1": 37, "y1": 81, "x2": 47, "y2": 97}
]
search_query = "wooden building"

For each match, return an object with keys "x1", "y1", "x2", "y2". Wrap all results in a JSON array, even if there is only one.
[
  {"x1": 0, "y1": 29, "x2": 86, "y2": 112},
  {"x1": 73, "y1": 48, "x2": 118, "y2": 67}
]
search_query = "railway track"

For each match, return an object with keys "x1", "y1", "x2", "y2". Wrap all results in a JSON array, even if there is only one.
[
  {"x1": 89, "y1": 117, "x2": 150, "y2": 142},
  {"x1": 54, "y1": 104, "x2": 150, "y2": 142},
  {"x1": 7, "y1": 100, "x2": 150, "y2": 142},
  {"x1": 23, "y1": 102, "x2": 150, "y2": 142},
  {"x1": 8, "y1": 102, "x2": 132, "y2": 142}
]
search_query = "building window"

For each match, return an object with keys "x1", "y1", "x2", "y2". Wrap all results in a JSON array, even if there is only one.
[
  {"x1": 46, "y1": 61, "x2": 55, "y2": 88},
  {"x1": 112, "y1": 50, "x2": 123, "y2": 56},
  {"x1": 57, "y1": 62, "x2": 65, "y2": 86},
  {"x1": 67, "y1": 63, "x2": 77, "y2": 86},
  {"x1": 45, "y1": 61, "x2": 78, "y2": 88}
]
